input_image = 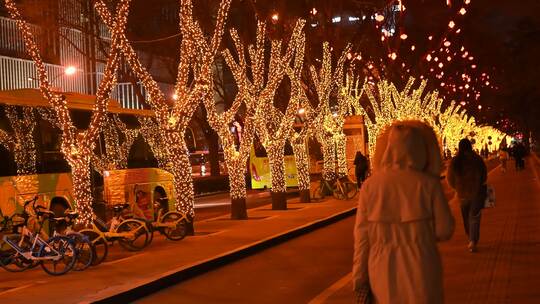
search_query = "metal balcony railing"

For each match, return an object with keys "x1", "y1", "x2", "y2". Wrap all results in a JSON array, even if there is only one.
[{"x1": 0, "y1": 55, "x2": 146, "y2": 110}]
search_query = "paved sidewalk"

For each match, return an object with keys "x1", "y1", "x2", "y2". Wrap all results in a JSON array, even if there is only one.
[
  {"x1": 319, "y1": 157, "x2": 540, "y2": 303},
  {"x1": 0, "y1": 196, "x2": 356, "y2": 303}
]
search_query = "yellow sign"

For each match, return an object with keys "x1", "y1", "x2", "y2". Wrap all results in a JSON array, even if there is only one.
[{"x1": 249, "y1": 147, "x2": 298, "y2": 189}]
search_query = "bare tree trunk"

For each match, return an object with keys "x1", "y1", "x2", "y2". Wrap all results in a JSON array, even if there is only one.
[
  {"x1": 292, "y1": 139, "x2": 311, "y2": 202},
  {"x1": 226, "y1": 157, "x2": 248, "y2": 219},
  {"x1": 267, "y1": 142, "x2": 287, "y2": 210}
]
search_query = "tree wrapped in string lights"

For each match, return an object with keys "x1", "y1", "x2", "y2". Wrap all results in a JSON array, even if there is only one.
[
  {"x1": 286, "y1": 72, "x2": 314, "y2": 203},
  {"x1": 442, "y1": 110, "x2": 476, "y2": 154},
  {"x1": 254, "y1": 20, "x2": 306, "y2": 210},
  {"x1": 137, "y1": 117, "x2": 169, "y2": 170},
  {"x1": 5, "y1": 0, "x2": 131, "y2": 226},
  {"x1": 348, "y1": 77, "x2": 446, "y2": 157},
  {"x1": 94, "y1": 0, "x2": 232, "y2": 221},
  {"x1": 307, "y1": 43, "x2": 350, "y2": 181},
  {"x1": 0, "y1": 106, "x2": 37, "y2": 175},
  {"x1": 346, "y1": 76, "x2": 395, "y2": 158},
  {"x1": 203, "y1": 20, "x2": 299, "y2": 217},
  {"x1": 92, "y1": 114, "x2": 139, "y2": 174},
  {"x1": 473, "y1": 126, "x2": 506, "y2": 153}
]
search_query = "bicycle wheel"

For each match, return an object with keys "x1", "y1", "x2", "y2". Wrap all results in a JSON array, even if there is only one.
[
  {"x1": 0, "y1": 234, "x2": 39, "y2": 272},
  {"x1": 79, "y1": 230, "x2": 108, "y2": 266},
  {"x1": 312, "y1": 185, "x2": 324, "y2": 200},
  {"x1": 162, "y1": 212, "x2": 187, "y2": 241},
  {"x1": 68, "y1": 232, "x2": 94, "y2": 271},
  {"x1": 343, "y1": 182, "x2": 359, "y2": 200},
  {"x1": 139, "y1": 219, "x2": 154, "y2": 245},
  {"x1": 332, "y1": 183, "x2": 346, "y2": 200},
  {"x1": 117, "y1": 219, "x2": 150, "y2": 251},
  {"x1": 0, "y1": 235, "x2": 35, "y2": 272},
  {"x1": 40, "y1": 236, "x2": 77, "y2": 276}
]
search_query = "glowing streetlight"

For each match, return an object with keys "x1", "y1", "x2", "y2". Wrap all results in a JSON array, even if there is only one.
[
  {"x1": 375, "y1": 14, "x2": 385, "y2": 22},
  {"x1": 400, "y1": 33, "x2": 408, "y2": 40},
  {"x1": 448, "y1": 20, "x2": 456, "y2": 29},
  {"x1": 64, "y1": 66, "x2": 77, "y2": 76},
  {"x1": 271, "y1": 13, "x2": 279, "y2": 22}
]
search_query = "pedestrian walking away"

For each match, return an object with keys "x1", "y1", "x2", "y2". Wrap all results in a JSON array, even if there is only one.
[
  {"x1": 353, "y1": 121, "x2": 455, "y2": 304},
  {"x1": 354, "y1": 151, "x2": 369, "y2": 188},
  {"x1": 447, "y1": 138, "x2": 487, "y2": 253}
]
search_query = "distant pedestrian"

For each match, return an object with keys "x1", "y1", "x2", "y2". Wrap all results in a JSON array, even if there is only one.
[
  {"x1": 513, "y1": 143, "x2": 526, "y2": 170},
  {"x1": 353, "y1": 121, "x2": 454, "y2": 304},
  {"x1": 353, "y1": 151, "x2": 369, "y2": 187},
  {"x1": 447, "y1": 138, "x2": 487, "y2": 253},
  {"x1": 498, "y1": 149, "x2": 509, "y2": 173}
]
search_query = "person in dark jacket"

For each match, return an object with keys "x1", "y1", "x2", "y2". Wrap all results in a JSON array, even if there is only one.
[
  {"x1": 354, "y1": 151, "x2": 369, "y2": 187},
  {"x1": 447, "y1": 138, "x2": 487, "y2": 252},
  {"x1": 513, "y1": 143, "x2": 526, "y2": 170}
]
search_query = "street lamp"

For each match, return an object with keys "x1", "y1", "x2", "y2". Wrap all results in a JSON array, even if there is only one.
[
  {"x1": 28, "y1": 65, "x2": 78, "y2": 84},
  {"x1": 64, "y1": 66, "x2": 77, "y2": 76}
]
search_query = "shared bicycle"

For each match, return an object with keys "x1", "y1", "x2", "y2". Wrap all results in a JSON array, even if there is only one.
[
  {"x1": 0, "y1": 196, "x2": 78, "y2": 275},
  {"x1": 312, "y1": 176, "x2": 358, "y2": 200}
]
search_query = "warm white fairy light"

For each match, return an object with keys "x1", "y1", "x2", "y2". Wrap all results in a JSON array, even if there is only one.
[
  {"x1": 0, "y1": 106, "x2": 37, "y2": 175},
  {"x1": 92, "y1": 114, "x2": 139, "y2": 173},
  {"x1": 255, "y1": 20, "x2": 306, "y2": 197},
  {"x1": 6, "y1": 0, "x2": 131, "y2": 226},
  {"x1": 202, "y1": 19, "x2": 303, "y2": 215},
  {"x1": 95, "y1": 0, "x2": 232, "y2": 218},
  {"x1": 304, "y1": 42, "x2": 351, "y2": 181}
]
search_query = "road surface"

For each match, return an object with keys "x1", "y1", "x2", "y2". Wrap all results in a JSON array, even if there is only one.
[{"x1": 136, "y1": 216, "x2": 355, "y2": 303}]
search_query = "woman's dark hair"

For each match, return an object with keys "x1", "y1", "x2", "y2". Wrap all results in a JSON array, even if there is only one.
[
  {"x1": 458, "y1": 138, "x2": 473, "y2": 152},
  {"x1": 453, "y1": 138, "x2": 473, "y2": 174}
]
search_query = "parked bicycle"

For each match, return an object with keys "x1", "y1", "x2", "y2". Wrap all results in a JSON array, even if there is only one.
[
  {"x1": 0, "y1": 196, "x2": 77, "y2": 275},
  {"x1": 79, "y1": 203, "x2": 151, "y2": 266},
  {"x1": 312, "y1": 176, "x2": 358, "y2": 200},
  {"x1": 124, "y1": 198, "x2": 189, "y2": 243},
  {"x1": 46, "y1": 209, "x2": 95, "y2": 271}
]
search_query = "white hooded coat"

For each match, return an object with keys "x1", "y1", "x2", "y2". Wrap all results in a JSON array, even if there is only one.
[{"x1": 353, "y1": 121, "x2": 455, "y2": 304}]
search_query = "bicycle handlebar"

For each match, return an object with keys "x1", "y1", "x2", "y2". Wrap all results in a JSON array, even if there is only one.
[{"x1": 23, "y1": 195, "x2": 39, "y2": 208}]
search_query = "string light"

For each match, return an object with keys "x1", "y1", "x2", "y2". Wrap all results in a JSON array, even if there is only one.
[
  {"x1": 95, "y1": 0, "x2": 232, "y2": 218},
  {"x1": 92, "y1": 114, "x2": 139, "y2": 173},
  {"x1": 307, "y1": 42, "x2": 351, "y2": 180},
  {"x1": 255, "y1": 20, "x2": 306, "y2": 201},
  {"x1": 6, "y1": 0, "x2": 132, "y2": 226},
  {"x1": 0, "y1": 106, "x2": 37, "y2": 175}
]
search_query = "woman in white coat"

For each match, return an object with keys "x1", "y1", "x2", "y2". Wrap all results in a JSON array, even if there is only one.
[{"x1": 353, "y1": 121, "x2": 455, "y2": 304}]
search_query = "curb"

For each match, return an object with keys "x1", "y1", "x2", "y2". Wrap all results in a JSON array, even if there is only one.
[{"x1": 91, "y1": 206, "x2": 357, "y2": 303}]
